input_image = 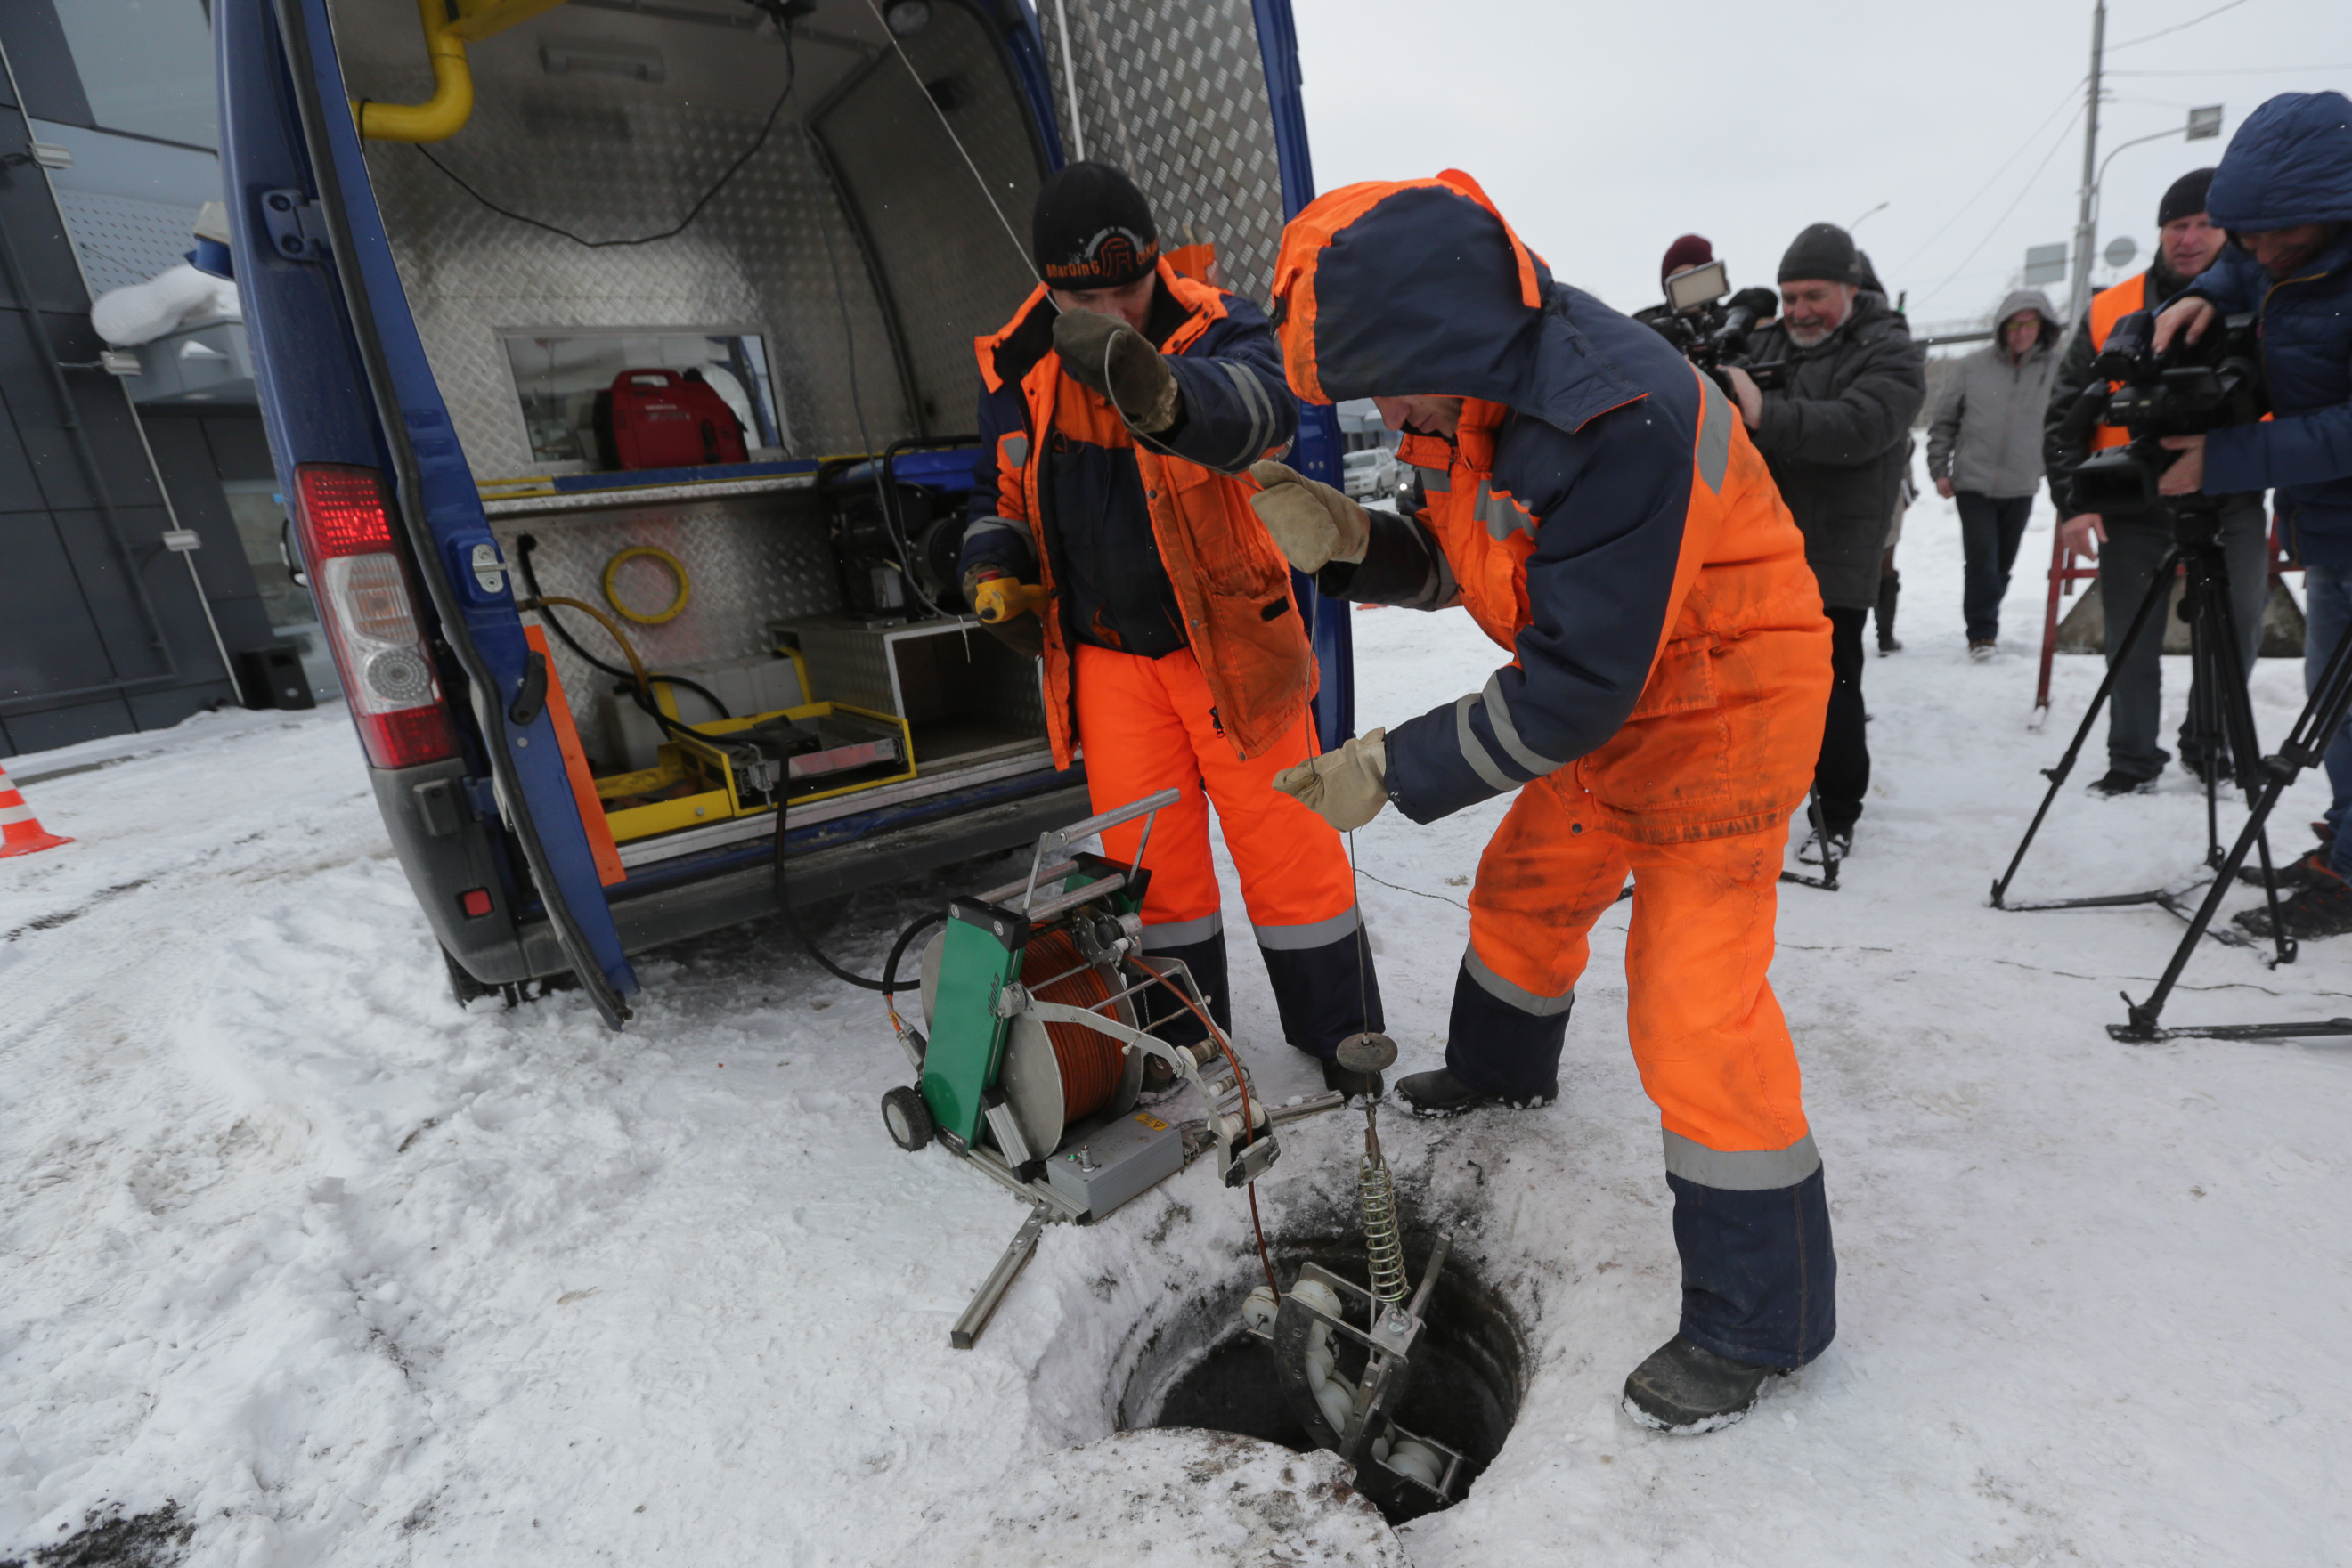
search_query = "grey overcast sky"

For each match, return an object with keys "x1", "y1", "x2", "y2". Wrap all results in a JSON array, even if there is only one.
[{"x1": 1290, "y1": 0, "x2": 2352, "y2": 329}]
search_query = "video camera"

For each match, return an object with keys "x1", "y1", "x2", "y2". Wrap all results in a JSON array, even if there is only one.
[
  {"x1": 1636, "y1": 260, "x2": 1788, "y2": 392},
  {"x1": 2065, "y1": 308, "x2": 2266, "y2": 515}
]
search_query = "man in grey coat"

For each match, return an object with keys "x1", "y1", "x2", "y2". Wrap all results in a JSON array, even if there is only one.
[
  {"x1": 1928, "y1": 290, "x2": 2063, "y2": 658},
  {"x1": 1725, "y1": 223, "x2": 1926, "y2": 853}
]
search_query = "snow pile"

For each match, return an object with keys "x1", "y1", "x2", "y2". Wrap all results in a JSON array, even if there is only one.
[{"x1": 3, "y1": 483, "x2": 2350, "y2": 1565}]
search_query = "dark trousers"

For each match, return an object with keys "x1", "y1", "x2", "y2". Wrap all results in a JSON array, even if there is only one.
[
  {"x1": 2097, "y1": 501, "x2": 2268, "y2": 781},
  {"x1": 1816, "y1": 605, "x2": 1869, "y2": 830},
  {"x1": 1957, "y1": 491, "x2": 2034, "y2": 643}
]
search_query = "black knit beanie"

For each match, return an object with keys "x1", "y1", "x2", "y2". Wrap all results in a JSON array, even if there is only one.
[
  {"x1": 1031, "y1": 162, "x2": 1160, "y2": 289},
  {"x1": 2159, "y1": 167, "x2": 2215, "y2": 227},
  {"x1": 1778, "y1": 222, "x2": 1861, "y2": 286}
]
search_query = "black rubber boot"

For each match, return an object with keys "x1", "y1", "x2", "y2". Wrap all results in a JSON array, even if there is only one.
[
  {"x1": 1320, "y1": 1057, "x2": 1383, "y2": 1101},
  {"x1": 1874, "y1": 567, "x2": 1900, "y2": 653},
  {"x1": 1622, "y1": 1335, "x2": 1780, "y2": 1434},
  {"x1": 1396, "y1": 1068, "x2": 1555, "y2": 1117}
]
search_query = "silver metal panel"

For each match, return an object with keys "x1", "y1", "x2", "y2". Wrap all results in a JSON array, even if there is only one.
[
  {"x1": 811, "y1": 2, "x2": 1046, "y2": 434},
  {"x1": 486, "y1": 491, "x2": 841, "y2": 761},
  {"x1": 1035, "y1": 0, "x2": 1288, "y2": 305},
  {"x1": 331, "y1": 0, "x2": 1046, "y2": 475}
]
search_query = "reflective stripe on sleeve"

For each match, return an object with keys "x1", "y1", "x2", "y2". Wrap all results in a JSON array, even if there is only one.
[
  {"x1": 1142, "y1": 913, "x2": 1224, "y2": 950},
  {"x1": 1220, "y1": 361, "x2": 1278, "y2": 469},
  {"x1": 1694, "y1": 370, "x2": 1733, "y2": 492},
  {"x1": 1002, "y1": 434, "x2": 1030, "y2": 467},
  {"x1": 1413, "y1": 465, "x2": 1451, "y2": 493},
  {"x1": 1254, "y1": 905, "x2": 1361, "y2": 952},
  {"x1": 964, "y1": 516, "x2": 1029, "y2": 541},
  {"x1": 1662, "y1": 1129, "x2": 1821, "y2": 1191},
  {"x1": 1453, "y1": 693, "x2": 1518, "y2": 793},
  {"x1": 1473, "y1": 479, "x2": 1535, "y2": 540},
  {"x1": 1462, "y1": 945, "x2": 1575, "y2": 1017},
  {"x1": 1481, "y1": 671, "x2": 1566, "y2": 776}
]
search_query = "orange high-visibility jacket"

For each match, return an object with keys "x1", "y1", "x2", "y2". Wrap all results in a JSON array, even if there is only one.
[
  {"x1": 2087, "y1": 272, "x2": 2151, "y2": 452},
  {"x1": 972, "y1": 262, "x2": 1311, "y2": 769},
  {"x1": 1268, "y1": 174, "x2": 1831, "y2": 841}
]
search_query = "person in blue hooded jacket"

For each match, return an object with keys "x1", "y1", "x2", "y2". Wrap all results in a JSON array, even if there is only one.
[{"x1": 2153, "y1": 90, "x2": 2352, "y2": 938}]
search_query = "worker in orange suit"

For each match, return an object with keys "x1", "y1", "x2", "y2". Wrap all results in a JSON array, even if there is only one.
[
  {"x1": 959, "y1": 161, "x2": 1384, "y2": 1097},
  {"x1": 1251, "y1": 173, "x2": 1836, "y2": 1432}
]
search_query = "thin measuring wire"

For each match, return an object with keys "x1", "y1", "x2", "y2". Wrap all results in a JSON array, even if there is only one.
[
  {"x1": 1917, "y1": 101, "x2": 2088, "y2": 310},
  {"x1": 856, "y1": 0, "x2": 1034, "y2": 271},
  {"x1": 2108, "y1": 0, "x2": 2257, "y2": 51},
  {"x1": 1891, "y1": 77, "x2": 2085, "y2": 277}
]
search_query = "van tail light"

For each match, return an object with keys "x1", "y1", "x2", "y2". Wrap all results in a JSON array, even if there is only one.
[{"x1": 291, "y1": 464, "x2": 459, "y2": 769}]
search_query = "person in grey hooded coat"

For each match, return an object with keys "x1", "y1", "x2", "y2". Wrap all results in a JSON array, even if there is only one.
[{"x1": 1927, "y1": 288, "x2": 2064, "y2": 655}]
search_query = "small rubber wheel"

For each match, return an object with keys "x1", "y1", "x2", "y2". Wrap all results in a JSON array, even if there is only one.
[{"x1": 882, "y1": 1085, "x2": 934, "y2": 1152}]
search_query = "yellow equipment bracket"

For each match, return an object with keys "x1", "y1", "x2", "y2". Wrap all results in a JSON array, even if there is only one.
[
  {"x1": 357, "y1": 0, "x2": 570, "y2": 142},
  {"x1": 598, "y1": 702, "x2": 916, "y2": 846},
  {"x1": 972, "y1": 578, "x2": 1051, "y2": 624}
]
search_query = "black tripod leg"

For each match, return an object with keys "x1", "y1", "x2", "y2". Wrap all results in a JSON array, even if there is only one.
[
  {"x1": 1991, "y1": 548, "x2": 2182, "y2": 906},
  {"x1": 2122, "y1": 587, "x2": 2352, "y2": 1035},
  {"x1": 2192, "y1": 552, "x2": 2295, "y2": 967}
]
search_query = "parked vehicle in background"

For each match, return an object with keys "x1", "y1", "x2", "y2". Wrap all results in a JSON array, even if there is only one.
[
  {"x1": 1343, "y1": 444, "x2": 1399, "y2": 500},
  {"x1": 219, "y1": 0, "x2": 1348, "y2": 1026}
]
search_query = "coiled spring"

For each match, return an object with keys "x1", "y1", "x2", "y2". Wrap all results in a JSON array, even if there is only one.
[{"x1": 1360, "y1": 1153, "x2": 1407, "y2": 1305}]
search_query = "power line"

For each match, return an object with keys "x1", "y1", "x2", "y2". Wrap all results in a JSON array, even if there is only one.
[
  {"x1": 1890, "y1": 77, "x2": 2086, "y2": 276},
  {"x1": 2110, "y1": 62, "x2": 2352, "y2": 74},
  {"x1": 1917, "y1": 101, "x2": 2088, "y2": 310},
  {"x1": 2109, "y1": 0, "x2": 2256, "y2": 51}
]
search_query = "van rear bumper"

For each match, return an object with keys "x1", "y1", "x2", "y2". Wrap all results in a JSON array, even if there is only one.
[
  {"x1": 376, "y1": 752, "x2": 1089, "y2": 987},
  {"x1": 519, "y1": 783, "x2": 1094, "y2": 980}
]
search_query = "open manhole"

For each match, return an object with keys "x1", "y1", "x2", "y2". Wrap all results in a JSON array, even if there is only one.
[{"x1": 1118, "y1": 1232, "x2": 1526, "y2": 1525}]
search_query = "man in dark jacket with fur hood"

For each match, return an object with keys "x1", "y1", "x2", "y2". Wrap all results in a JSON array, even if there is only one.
[
  {"x1": 2153, "y1": 92, "x2": 2352, "y2": 938},
  {"x1": 1724, "y1": 223, "x2": 1925, "y2": 857}
]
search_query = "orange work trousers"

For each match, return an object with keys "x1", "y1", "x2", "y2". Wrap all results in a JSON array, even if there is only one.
[
  {"x1": 1451, "y1": 772, "x2": 1810, "y2": 1161},
  {"x1": 1074, "y1": 641, "x2": 1379, "y2": 1055}
]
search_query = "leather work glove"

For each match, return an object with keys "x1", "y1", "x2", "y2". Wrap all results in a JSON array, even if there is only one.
[
  {"x1": 1273, "y1": 728, "x2": 1388, "y2": 832},
  {"x1": 1248, "y1": 460, "x2": 1371, "y2": 573},
  {"x1": 962, "y1": 564, "x2": 1044, "y2": 659},
  {"x1": 1052, "y1": 307, "x2": 1180, "y2": 434}
]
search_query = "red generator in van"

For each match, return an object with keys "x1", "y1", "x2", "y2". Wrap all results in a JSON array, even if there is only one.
[{"x1": 595, "y1": 369, "x2": 747, "y2": 469}]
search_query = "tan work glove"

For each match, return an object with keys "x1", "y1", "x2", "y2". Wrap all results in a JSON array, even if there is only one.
[
  {"x1": 1248, "y1": 460, "x2": 1371, "y2": 573},
  {"x1": 1052, "y1": 307, "x2": 1180, "y2": 434},
  {"x1": 1274, "y1": 728, "x2": 1388, "y2": 832}
]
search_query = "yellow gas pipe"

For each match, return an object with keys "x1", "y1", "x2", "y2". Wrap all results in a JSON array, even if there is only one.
[{"x1": 355, "y1": 0, "x2": 572, "y2": 143}]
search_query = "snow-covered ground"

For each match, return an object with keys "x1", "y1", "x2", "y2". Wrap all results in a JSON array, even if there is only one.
[{"x1": 5, "y1": 485, "x2": 2350, "y2": 1567}]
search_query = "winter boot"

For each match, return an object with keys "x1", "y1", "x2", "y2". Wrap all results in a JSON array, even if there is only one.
[
  {"x1": 1320, "y1": 1056, "x2": 1384, "y2": 1101},
  {"x1": 1622, "y1": 1335, "x2": 1780, "y2": 1434},
  {"x1": 2087, "y1": 768, "x2": 2161, "y2": 798},
  {"x1": 1874, "y1": 569, "x2": 1901, "y2": 654},
  {"x1": 2233, "y1": 867, "x2": 2352, "y2": 940},
  {"x1": 1396, "y1": 1068, "x2": 1556, "y2": 1117}
]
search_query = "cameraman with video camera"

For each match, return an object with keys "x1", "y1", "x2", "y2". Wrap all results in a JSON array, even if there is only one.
[
  {"x1": 1722, "y1": 223, "x2": 1925, "y2": 858},
  {"x1": 2043, "y1": 167, "x2": 2269, "y2": 799},
  {"x1": 2151, "y1": 92, "x2": 2352, "y2": 939}
]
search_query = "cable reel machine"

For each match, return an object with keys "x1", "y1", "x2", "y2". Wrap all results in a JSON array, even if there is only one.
[{"x1": 878, "y1": 790, "x2": 1286, "y2": 1345}]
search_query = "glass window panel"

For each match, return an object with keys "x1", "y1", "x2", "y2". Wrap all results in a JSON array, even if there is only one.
[{"x1": 54, "y1": 0, "x2": 219, "y2": 149}]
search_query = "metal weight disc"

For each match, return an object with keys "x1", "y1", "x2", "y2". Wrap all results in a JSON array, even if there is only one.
[{"x1": 1335, "y1": 1031, "x2": 1398, "y2": 1074}]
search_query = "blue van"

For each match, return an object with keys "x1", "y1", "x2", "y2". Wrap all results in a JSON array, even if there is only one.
[{"x1": 219, "y1": 0, "x2": 1352, "y2": 1026}]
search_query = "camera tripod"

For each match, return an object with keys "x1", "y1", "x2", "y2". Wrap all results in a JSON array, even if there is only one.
[{"x1": 1990, "y1": 500, "x2": 2294, "y2": 967}]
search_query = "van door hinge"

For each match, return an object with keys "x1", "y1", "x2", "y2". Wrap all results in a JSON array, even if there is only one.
[{"x1": 261, "y1": 189, "x2": 330, "y2": 262}]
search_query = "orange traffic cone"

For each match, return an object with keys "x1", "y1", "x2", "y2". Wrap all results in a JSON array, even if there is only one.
[{"x1": 0, "y1": 762, "x2": 72, "y2": 857}]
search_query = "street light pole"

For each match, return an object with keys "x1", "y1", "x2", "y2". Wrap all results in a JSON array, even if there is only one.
[{"x1": 2066, "y1": 0, "x2": 2106, "y2": 331}]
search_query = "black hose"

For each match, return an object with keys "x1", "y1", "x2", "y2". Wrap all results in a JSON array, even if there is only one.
[
  {"x1": 768, "y1": 774, "x2": 943, "y2": 995},
  {"x1": 512, "y1": 535, "x2": 736, "y2": 725}
]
